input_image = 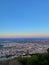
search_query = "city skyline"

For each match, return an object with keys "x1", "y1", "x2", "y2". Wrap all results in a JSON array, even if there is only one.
[{"x1": 0, "y1": 0, "x2": 49, "y2": 38}]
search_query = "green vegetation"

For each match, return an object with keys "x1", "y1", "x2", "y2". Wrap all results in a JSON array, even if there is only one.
[{"x1": 0, "y1": 48, "x2": 49, "y2": 65}]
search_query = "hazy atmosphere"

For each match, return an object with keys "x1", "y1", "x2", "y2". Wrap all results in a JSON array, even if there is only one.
[
  {"x1": 0, "y1": 1, "x2": 49, "y2": 65},
  {"x1": 0, "y1": 0, "x2": 49, "y2": 38}
]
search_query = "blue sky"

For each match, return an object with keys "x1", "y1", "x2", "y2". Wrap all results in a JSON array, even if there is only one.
[{"x1": 0, "y1": 0, "x2": 49, "y2": 38}]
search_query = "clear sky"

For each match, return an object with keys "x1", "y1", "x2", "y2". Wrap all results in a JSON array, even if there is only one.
[{"x1": 0, "y1": 0, "x2": 49, "y2": 38}]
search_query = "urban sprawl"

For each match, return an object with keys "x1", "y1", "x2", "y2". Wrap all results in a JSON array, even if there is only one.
[{"x1": 0, "y1": 39, "x2": 49, "y2": 60}]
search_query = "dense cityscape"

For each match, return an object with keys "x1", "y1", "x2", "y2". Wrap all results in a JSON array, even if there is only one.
[
  {"x1": 0, "y1": 0, "x2": 49, "y2": 65},
  {"x1": 0, "y1": 38, "x2": 49, "y2": 61}
]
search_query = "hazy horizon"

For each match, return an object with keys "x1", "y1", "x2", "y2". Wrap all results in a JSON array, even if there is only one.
[{"x1": 0, "y1": 0, "x2": 49, "y2": 38}]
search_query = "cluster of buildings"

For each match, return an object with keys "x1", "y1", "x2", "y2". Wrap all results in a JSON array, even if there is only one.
[{"x1": 0, "y1": 42, "x2": 49, "y2": 60}]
